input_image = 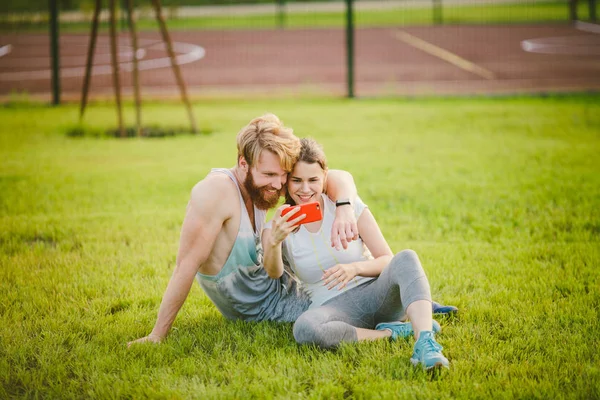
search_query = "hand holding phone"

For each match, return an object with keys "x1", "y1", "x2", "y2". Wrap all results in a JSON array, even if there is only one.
[{"x1": 281, "y1": 202, "x2": 323, "y2": 226}]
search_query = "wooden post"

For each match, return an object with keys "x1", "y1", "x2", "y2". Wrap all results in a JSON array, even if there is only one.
[
  {"x1": 109, "y1": 0, "x2": 126, "y2": 137},
  {"x1": 127, "y1": 0, "x2": 142, "y2": 137},
  {"x1": 80, "y1": 0, "x2": 102, "y2": 120},
  {"x1": 151, "y1": 0, "x2": 197, "y2": 133}
]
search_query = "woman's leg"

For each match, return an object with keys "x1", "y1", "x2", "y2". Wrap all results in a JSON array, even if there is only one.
[
  {"x1": 293, "y1": 306, "x2": 360, "y2": 349},
  {"x1": 294, "y1": 250, "x2": 448, "y2": 368},
  {"x1": 294, "y1": 249, "x2": 434, "y2": 347},
  {"x1": 405, "y1": 300, "x2": 433, "y2": 340},
  {"x1": 369, "y1": 249, "x2": 434, "y2": 337},
  {"x1": 369, "y1": 249, "x2": 449, "y2": 369}
]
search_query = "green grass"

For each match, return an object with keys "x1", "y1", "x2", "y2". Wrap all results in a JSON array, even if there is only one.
[
  {"x1": 1, "y1": 1, "x2": 589, "y2": 33},
  {"x1": 1, "y1": 95, "x2": 600, "y2": 398}
]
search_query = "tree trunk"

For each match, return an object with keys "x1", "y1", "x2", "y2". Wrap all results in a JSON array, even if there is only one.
[
  {"x1": 80, "y1": 0, "x2": 101, "y2": 120},
  {"x1": 151, "y1": 0, "x2": 197, "y2": 133},
  {"x1": 127, "y1": 0, "x2": 142, "y2": 137},
  {"x1": 110, "y1": 0, "x2": 126, "y2": 137}
]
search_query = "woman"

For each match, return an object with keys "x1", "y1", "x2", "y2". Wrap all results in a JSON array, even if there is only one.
[{"x1": 262, "y1": 138, "x2": 450, "y2": 370}]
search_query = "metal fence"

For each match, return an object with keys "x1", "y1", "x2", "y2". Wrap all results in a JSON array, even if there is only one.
[{"x1": 1, "y1": 0, "x2": 599, "y2": 102}]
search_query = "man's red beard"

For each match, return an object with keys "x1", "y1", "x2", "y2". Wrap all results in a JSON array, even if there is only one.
[{"x1": 243, "y1": 171, "x2": 282, "y2": 210}]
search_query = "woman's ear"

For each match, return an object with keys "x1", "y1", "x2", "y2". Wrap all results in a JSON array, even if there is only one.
[{"x1": 322, "y1": 170, "x2": 328, "y2": 193}]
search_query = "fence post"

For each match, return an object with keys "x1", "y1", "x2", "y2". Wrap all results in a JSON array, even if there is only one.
[
  {"x1": 590, "y1": 0, "x2": 597, "y2": 21},
  {"x1": 433, "y1": 0, "x2": 443, "y2": 25},
  {"x1": 277, "y1": 0, "x2": 286, "y2": 29},
  {"x1": 345, "y1": 0, "x2": 354, "y2": 98},
  {"x1": 569, "y1": 0, "x2": 578, "y2": 21},
  {"x1": 49, "y1": 0, "x2": 61, "y2": 105}
]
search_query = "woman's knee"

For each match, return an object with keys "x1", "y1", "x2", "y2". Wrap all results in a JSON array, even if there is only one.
[
  {"x1": 293, "y1": 312, "x2": 339, "y2": 349},
  {"x1": 387, "y1": 249, "x2": 421, "y2": 272},
  {"x1": 387, "y1": 249, "x2": 426, "y2": 280},
  {"x1": 393, "y1": 249, "x2": 420, "y2": 266},
  {"x1": 294, "y1": 313, "x2": 322, "y2": 344}
]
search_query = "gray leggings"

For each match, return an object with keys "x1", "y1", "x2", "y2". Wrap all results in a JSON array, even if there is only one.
[{"x1": 292, "y1": 249, "x2": 431, "y2": 349}]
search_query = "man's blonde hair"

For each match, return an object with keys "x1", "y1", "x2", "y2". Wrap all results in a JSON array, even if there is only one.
[{"x1": 236, "y1": 114, "x2": 300, "y2": 172}]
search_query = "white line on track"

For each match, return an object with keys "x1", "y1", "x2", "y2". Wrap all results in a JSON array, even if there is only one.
[
  {"x1": 521, "y1": 21, "x2": 600, "y2": 55},
  {"x1": 391, "y1": 30, "x2": 496, "y2": 80},
  {"x1": 0, "y1": 39, "x2": 204, "y2": 81},
  {"x1": 5, "y1": 47, "x2": 141, "y2": 64},
  {"x1": 576, "y1": 20, "x2": 600, "y2": 34},
  {"x1": 0, "y1": 44, "x2": 12, "y2": 58},
  {"x1": 521, "y1": 35, "x2": 600, "y2": 55}
]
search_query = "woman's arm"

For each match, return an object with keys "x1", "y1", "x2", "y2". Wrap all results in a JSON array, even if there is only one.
[
  {"x1": 262, "y1": 205, "x2": 304, "y2": 279},
  {"x1": 322, "y1": 208, "x2": 394, "y2": 290}
]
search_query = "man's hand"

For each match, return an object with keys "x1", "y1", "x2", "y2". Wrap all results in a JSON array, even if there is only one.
[
  {"x1": 331, "y1": 204, "x2": 359, "y2": 250},
  {"x1": 127, "y1": 333, "x2": 162, "y2": 348},
  {"x1": 322, "y1": 263, "x2": 359, "y2": 290}
]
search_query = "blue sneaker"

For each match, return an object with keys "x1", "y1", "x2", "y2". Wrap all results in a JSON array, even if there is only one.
[
  {"x1": 410, "y1": 331, "x2": 449, "y2": 370},
  {"x1": 375, "y1": 320, "x2": 441, "y2": 341},
  {"x1": 432, "y1": 301, "x2": 458, "y2": 316}
]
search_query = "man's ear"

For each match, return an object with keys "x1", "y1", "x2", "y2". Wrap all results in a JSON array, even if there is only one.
[{"x1": 239, "y1": 156, "x2": 249, "y2": 171}]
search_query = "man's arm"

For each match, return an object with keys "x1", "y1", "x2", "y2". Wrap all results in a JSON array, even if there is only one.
[
  {"x1": 324, "y1": 169, "x2": 359, "y2": 250},
  {"x1": 128, "y1": 177, "x2": 231, "y2": 346}
]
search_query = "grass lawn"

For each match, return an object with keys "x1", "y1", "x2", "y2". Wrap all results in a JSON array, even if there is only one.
[
  {"x1": 1, "y1": 95, "x2": 599, "y2": 398},
  {"x1": 0, "y1": 1, "x2": 588, "y2": 33}
]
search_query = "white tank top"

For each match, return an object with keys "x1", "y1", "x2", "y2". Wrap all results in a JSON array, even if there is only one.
[{"x1": 267, "y1": 194, "x2": 374, "y2": 308}]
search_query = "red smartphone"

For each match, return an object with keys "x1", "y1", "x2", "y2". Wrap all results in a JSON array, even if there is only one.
[{"x1": 281, "y1": 202, "x2": 323, "y2": 226}]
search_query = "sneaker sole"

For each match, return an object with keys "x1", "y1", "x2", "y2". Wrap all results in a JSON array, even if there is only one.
[
  {"x1": 433, "y1": 309, "x2": 458, "y2": 316},
  {"x1": 410, "y1": 358, "x2": 449, "y2": 370}
]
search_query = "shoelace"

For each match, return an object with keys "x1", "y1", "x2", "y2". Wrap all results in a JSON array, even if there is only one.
[
  {"x1": 386, "y1": 323, "x2": 413, "y2": 340},
  {"x1": 418, "y1": 337, "x2": 443, "y2": 354}
]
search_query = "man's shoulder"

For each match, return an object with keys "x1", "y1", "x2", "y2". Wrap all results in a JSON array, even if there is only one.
[
  {"x1": 194, "y1": 170, "x2": 236, "y2": 190},
  {"x1": 190, "y1": 170, "x2": 238, "y2": 208}
]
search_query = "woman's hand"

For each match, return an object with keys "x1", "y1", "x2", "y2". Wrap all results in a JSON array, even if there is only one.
[
  {"x1": 322, "y1": 263, "x2": 359, "y2": 290},
  {"x1": 268, "y1": 205, "x2": 305, "y2": 247}
]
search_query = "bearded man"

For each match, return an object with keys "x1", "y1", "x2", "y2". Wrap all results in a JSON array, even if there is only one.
[{"x1": 128, "y1": 114, "x2": 360, "y2": 345}]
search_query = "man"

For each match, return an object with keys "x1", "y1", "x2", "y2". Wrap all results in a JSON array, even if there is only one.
[{"x1": 128, "y1": 114, "x2": 360, "y2": 345}]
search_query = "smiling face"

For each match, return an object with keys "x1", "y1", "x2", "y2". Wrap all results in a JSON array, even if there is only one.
[
  {"x1": 287, "y1": 161, "x2": 326, "y2": 205},
  {"x1": 243, "y1": 150, "x2": 288, "y2": 210}
]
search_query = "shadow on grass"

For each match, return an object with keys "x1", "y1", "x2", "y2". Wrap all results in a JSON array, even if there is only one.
[{"x1": 66, "y1": 125, "x2": 213, "y2": 139}]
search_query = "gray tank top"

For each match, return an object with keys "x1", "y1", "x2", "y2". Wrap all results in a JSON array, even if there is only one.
[{"x1": 195, "y1": 168, "x2": 310, "y2": 322}]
